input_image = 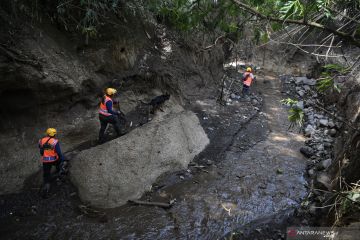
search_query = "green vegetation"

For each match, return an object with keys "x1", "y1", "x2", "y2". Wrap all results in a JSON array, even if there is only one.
[
  {"x1": 280, "y1": 98, "x2": 304, "y2": 128},
  {"x1": 56, "y1": 0, "x2": 120, "y2": 43},
  {"x1": 15, "y1": 0, "x2": 360, "y2": 47},
  {"x1": 317, "y1": 64, "x2": 350, "y2": 93}
]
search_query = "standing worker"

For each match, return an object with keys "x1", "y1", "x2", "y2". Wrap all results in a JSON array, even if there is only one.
[
  {"x1": 98, "y1": 87, "x2": 122, "y2": 143},
  {"x1": 38, "y1": 128, "x2": 65, "y2": 198},
  {"x1": 242, "y1": 67, "x2": 255, "y2": 96}
]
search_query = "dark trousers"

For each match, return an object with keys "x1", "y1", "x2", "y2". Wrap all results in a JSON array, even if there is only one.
[
  {"x1": 242, "y1": 84, "x2": 250, "y2": 95},
  {"x1": 99, "y1": 114, "x2": 121, "y2": 141},
  {"x1": 43, "y1": 161, "x2": 60, "y2": 184}
]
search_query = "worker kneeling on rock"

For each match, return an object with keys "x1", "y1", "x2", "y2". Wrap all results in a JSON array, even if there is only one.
[
  {"x1": 242, "y1": 67, "x2": 255, "y2": 96},
  {"x1": 38, "y1": 128, "x2": 66, "y2": 198},
  {"x1": 98, "y1": 87, "x2": 122, "y2": 143}
]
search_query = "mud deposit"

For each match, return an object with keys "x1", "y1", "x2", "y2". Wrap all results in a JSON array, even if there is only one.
[{"x1": 0, "y1": 72, "x2": 308, "y2": 239}]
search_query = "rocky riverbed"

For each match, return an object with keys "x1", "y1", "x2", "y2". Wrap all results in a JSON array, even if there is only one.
[{"x1": 0, "y1": 69, "x2": 314, "y2": 240}]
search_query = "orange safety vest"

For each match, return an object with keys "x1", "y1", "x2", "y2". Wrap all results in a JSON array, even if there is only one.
[
  {"x1": 99, "y1": 95, "x2": 113, "y2": 116},
  {"x1": 39, "y1": 137, "x2": 59, "y2": 163},
  {"x1": 243, "y1": 72, "x2": 254, "y2": 87}
]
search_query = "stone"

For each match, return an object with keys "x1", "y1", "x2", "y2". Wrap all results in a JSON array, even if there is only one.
[
  {"x1": 300, "y1": 146, "x2": 314, "y2": 158},
  {"x1": 251, "y1": 99, "x2": 259, "y2": 105},
  {"x1": 296, "y1": 101, "x2": 304, "y2": 110},
  {"x1": 324, "y1": 142, "x2": 332, "y2": 147},
  {"x1": 304, "y1": 125, "x2": 315, "y2": 137},
  {"x1": 302, "y1": 78, "x2": 316, "y2": 86},
  {"x1": 230, "y1": 93, "x2": 236, "y2": 99},
  {"x1": 70, "y1": 111, "x2": 209, "y2": 208},
  {"x1": 328, "y1": 121, "x2": 335, "y2": 128},
  {"x1": 321, "y1": 159, "x2": 332, "y2": 169},
  {"x1": 315, "y1": 173, "x2": 332, "y2": 190},
  {"x1": 329, "y1": 129, "x2": 337, "y2": 136},
  {"x1": 319, "y1": 119, "x2": 328, "y2": 127},
  {"x1": 308, "y1": 168, "x2": 315, "y2": 177},
  {"x1": 297, "y1": 90, "x2": 305, "y2": 97},
  {"x1": 295, "y1": 76, "x2": 308, "y2": 85},
  {"x1": 303, "y1": 85, "x2": 311, "y2": 91},
  {"x1": 317, "y1": 144, "x2": 324, "y2": 151},
  {"x1": 309, "y1": 204, "x2": 317, "y2": 215}
]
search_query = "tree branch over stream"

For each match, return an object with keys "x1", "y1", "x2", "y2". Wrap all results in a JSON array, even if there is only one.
[{"x1": 231, "y1": 0, "x2": 360, "y2": 48}]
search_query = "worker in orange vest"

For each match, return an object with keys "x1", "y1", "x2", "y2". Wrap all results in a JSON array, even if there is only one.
[
  {"x1": 38, "y1": 128, "x2": 65, "y2": 197},
  {"x1": 98, "y1": 87, "x2": 122, "y2": 143},
  {"x1": 242, "y1": 67, "x2": 255, "y2": 95}
]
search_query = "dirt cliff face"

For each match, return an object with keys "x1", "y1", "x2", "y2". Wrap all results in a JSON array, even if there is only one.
[{"x1": 0, "y1": 1, "x2": 225, "y2": 194}]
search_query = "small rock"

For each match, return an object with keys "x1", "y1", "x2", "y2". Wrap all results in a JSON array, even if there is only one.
[
  {"x1": 251, "y1": 99, "x2": 259, "y2": 105},
  {"x1": 295, "y1": 76, "x2": 307, "y2": 85},
  {"x1": 317, "y1": 144, "x2": 324, "y2": 151},
  {"x1": 328, "y1": 121, "x2": 335, "y2": 128},
  {"x1": 319, "y1": 119, "x2": 329, "y2": 127},
  {"x1": 230, "y1": 93, "x2": 236, "y2": 99},
  {"x1": 302, "y1": 78, "x2": 316, "y2": 86},
  {"x1": 206, "y1": 160, "x2": 213, "y2": 165},
  {"x1": 309, "y1": 204, "x2": 317, "y2": 215},
  {"x1": 276, "y1": 168, "x2": 283, "y2": 174},
  {"x1": 296, "y1": 101, "x2": 304, "y2": 110},
  {"x1": 300, "y1": 146, "x2": 314, "y2": 158},
  {"x1": 329, "y1": 129, "x2": 337, "y2": 136},
  {"x1": 297, "y1": 90, "x2": 305, "y2": 97},
  {"x1": 303, "y1": 85, "x2": 311, "y2": 91},
  {"x1": 308, "y1": 168, "x2": 315, "y2": 177},
  {"x1": 321, "y1": 159, "x2": 332, "y2": 169},
  {"x1": 254, "y1": 107, "x2": 259, "y2": 111},
  {"x1": 315, "y1": 173, "x2": 331, "y2": 190},
  {"x1": 304, "y1": 125, "x2": 315, "y2": 137},
  {"x1": 179, "y1": 175, "x2": 184, "y2": 180}
]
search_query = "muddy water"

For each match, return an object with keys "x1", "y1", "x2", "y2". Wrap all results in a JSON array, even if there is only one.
[{"x1": 0, "y1": 73, "x2": 308, "y2": 240}]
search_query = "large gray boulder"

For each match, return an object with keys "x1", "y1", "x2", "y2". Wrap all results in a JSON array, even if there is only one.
[{"x1": 70, "y1": 110, "x2": 209, "y2": 208}]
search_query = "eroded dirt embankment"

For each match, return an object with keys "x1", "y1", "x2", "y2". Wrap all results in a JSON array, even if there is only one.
[{"x1": 0, "y1": 70, "x2": 309, "y2": 239}]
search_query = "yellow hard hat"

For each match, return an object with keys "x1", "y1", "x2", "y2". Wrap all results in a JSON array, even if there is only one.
[
  {"x1": 46, "y1": 128, "x2": 57, "y2": 137},
  {"x1": 105, "y1": 88, "x2": 117, "y2": 96},
  {"x1": 246, "y1": 67, "x2": 252, "y2": 72}
]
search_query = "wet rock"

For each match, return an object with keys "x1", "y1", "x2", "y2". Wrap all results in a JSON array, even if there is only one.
[
  {"x1": 319, "y1": 119, "x2": 328, "y2": 127},
  {"x1": 300, "y1": 146, "x2": 314, "y2": 158},
  {"x1": 71, "y1": 111, "x2": 209, "y2": 208}
]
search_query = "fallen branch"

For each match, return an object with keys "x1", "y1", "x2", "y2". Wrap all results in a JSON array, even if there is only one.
[{"x1": 128, "y1": 200, "x2": 173, "y2": 208}]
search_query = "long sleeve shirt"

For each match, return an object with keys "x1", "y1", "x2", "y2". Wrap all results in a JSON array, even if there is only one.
[{"x1": 106, "y1": 99, "x2": 119, "y2": 115}]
